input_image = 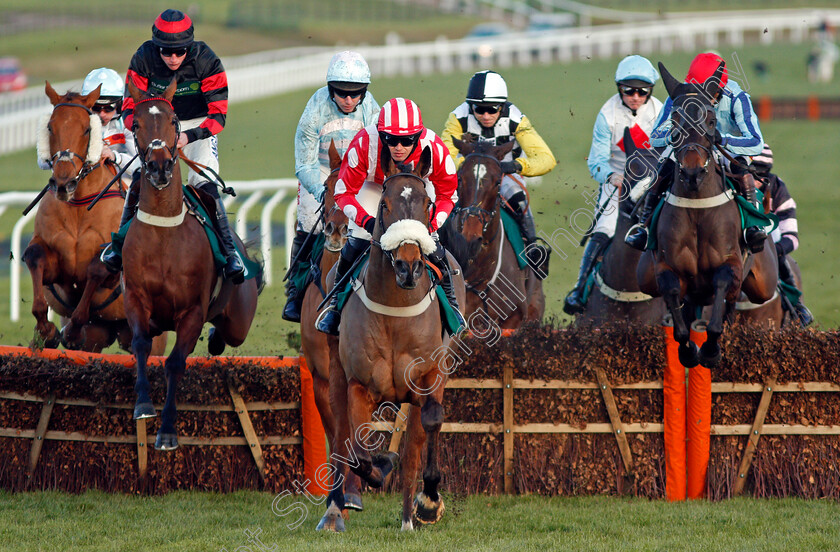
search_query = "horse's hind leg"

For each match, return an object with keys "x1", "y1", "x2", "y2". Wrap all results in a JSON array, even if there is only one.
[
  {"x1": 157, "y1": 306, "x2": 204, "y2": 451},
  {"x1": 22, "y1": 240, "x2": 60, "y2": 348},
  {"x1": 657, "y1": 269, "x2": 698, "y2": 368},
  {"x1": 63, "y1": 258, "x2": 113, "y2": 350},
  {"x1": 316, "y1": 351, "x2": 351, "y2": 532},
  {"x1": 412, "y1": 397, "x2": 446, "y2": 526},
  {"x1": 700, "y1": 264, "x2": 736, "y2": 368}
]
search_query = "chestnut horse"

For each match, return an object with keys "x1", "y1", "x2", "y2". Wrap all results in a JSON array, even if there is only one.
[
  {"x1": 23, "y1": 82, "x2": 165, "y2": 354},
  {"x1": 317, "y1": 147, "x2": 466, "y2": 531},
  {"x1": 439, "y1": 136, "x2": 545, "y2": 328},
  {"x1": 637, "y1": 62, "x2": 777, "y2": 368},
  {"x1": 578, "y1": 128, "x2": 666, "y2": 326},
  {"x1": 299, "y1": 140, "x2": 365, "y2": 511},
  {"x1": 123, "y1": 79, "x2": 262, "y2": 450}
]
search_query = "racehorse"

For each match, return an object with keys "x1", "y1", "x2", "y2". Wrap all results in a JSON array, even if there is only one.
[
  {"x1": 317, "y1": 147, "x2": 466, "y2": 531},
  {"x1": 729, "y1": 255, "x2": 803, "y2": 327},
  {"x1": 637, "y1": 62, "x2": 778, "y2": 368},
  {"x1": 123, "y1": 79, "x2": 262, "y2": 450},
  {"x1": 299, "y1": 140, "x2": 365, "y2": 511},
  {"x1": 439, "y1": 136, "x2": 544, "y2": 328},
  {"x1": 23, "y1": 82, "x2": 165, "y2": 354},
  {"x1": 577, "y1": 128, "x2": 666, "y2": 326}
]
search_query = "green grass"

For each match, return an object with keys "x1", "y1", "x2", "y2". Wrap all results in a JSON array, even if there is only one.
[{"x1": 1, "y1": 491, "x2": 839, "y2": 551}]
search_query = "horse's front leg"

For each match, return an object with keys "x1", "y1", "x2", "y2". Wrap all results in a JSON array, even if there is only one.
[
  {"x1": 63, "y1": 257, "x2": 115, "y2": 350},
  {"x1": 124, "y1": 290, "x2": 155, "y2": 420},
  {"x1": 411, "y1": 382, "x2": 446, "y2": 527},
  {"x1": 345, "y1": 379, "x2": 399, "y2": 488},
  {"x1": 157, "y1": 306, "x2": 204, "y2": 451},
  {"x1": 657, "y1": 268, "x2": 698, "y2": 368},
  {"x1": 700, "y1": 263, "x2": 738, "y2": 368},
  {"x1": 22, "y1": 239, "x2": 60, "y2": 348}
]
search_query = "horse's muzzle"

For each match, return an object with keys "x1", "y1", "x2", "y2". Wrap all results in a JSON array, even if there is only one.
[
  {"x1": 395, "y1": 258, "x2": 423, "y2": 290},
  {"x1": 50, "y1": 177, "x2": 78, "y2": 202},
  {"x1": 145, "y1": 161, "x2": 174, "y2": 190}
]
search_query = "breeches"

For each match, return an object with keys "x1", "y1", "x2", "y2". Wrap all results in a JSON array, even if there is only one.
[{"x1": 180, "y1": 118, "x2": 219, "y2": 188}]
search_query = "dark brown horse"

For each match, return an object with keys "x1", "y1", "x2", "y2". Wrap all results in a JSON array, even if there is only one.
[
  {"x1": 317, "y1": 147, "x2": 465, "y2": 531},
  {"x1": 439, "y1": 136, "x2": 544, "y2": 328},
  {"x1": 578, "y1": 128, "x2": 666, "y2": 326},
  {"x1": 299, "y1": 140, "x2": 365, "y2": 511},
  {"x1": 123, "y1": 79, "x2": 262, "y2": 450},
  {"x1": 23, "y1": 82, "x2": 165, "y2": 354},
  {"x1": 637, "y1": 62, "x2": 777, "y2": 368}
]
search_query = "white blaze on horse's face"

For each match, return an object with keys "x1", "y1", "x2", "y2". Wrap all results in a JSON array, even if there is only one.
[
  {"x1": 473, "y1": 163, "x2": 487, "y2": 184},
  {"x1": 400, "y1": 186, "x2": 413, "y2": 201},
  {"x1": 147, "y1": 105, "x2": 162, "y2": 116}
]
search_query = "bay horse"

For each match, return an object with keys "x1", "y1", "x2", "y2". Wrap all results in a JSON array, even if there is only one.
[
  {"x1": 123, "y1": 79, "x2": 262, "y2": 450},
  {"x1": 637, "y1": 62, "x2": 777, "y2": 368},
  {"x1": 317, "y1": 147, "x2": 466, "y2": 531},
  {"x1": 439, "y1": 136, "x2": 545, "y2": 328},
  {"x1": 299, "y1": 140, "x2": 365, "y2": 511},
  {"x1": 577, "y1": 128, "x2": 666, "y2": 326},
  {"x1": 23, "y1": 82, "x2": 165, "y2": 354}
]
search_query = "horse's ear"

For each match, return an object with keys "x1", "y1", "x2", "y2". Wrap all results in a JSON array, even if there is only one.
[
  {"x1": 81, "y1": 84, "x2": 101, "y2": 108},
  {"x1": 45, "y1": 81, "x2": 61, "y2": 106},
  {"x1": 703, "y1": 61, "x2": 726, "y2": 100},
  {"x1": 414, "y1": 146, "x2": 432, "y2": 178},
  {"x1": 328, "y1": 139, "x2": 341, "y2": 170},
  {"x1": 127, "y1": 79, "x2": 142, "y2": 103},
  {"x1": 658, "y1": 62, "x2": 680, "y2": 99},
  {"x1": 494, "y1": 140, "x2": 517, "y2": 161},
  {"x1": 380, "y1": 141, "x2": 396, "y2": 177},
  {"x1": 623, "y1": 126, "x2": 637, "y2": 158},
  {"x1": 453, "y1": 135, "x2": 474, "y2": 156},
  {"x1": 163, "y1": 78, "x2": 177, "y2": 102}
]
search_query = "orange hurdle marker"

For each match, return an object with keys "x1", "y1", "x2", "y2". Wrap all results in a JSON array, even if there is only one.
[
  {"x1": 686, "y1": 320, "x2": 711, "y2": 499},
  {"x1": 662, "y1": 321, "x2": 687, "y2": 501}
]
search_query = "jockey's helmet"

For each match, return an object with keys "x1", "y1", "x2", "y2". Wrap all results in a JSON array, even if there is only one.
[
  {"x1": 615, "y1": 55, "x2": 659, "y2": 88},
  {"x1": 466, "y1": 70, "x2": 508, "y2": 104},
  {"x1": 326, "y1": 50, "x2": 371, "y2": 92},
  {"x1": 152, "y1": 9, "x2": 194, "y2": 49},
  {"x1": 686, "y1": 52, "x2": 728, "y2": 88},
  {"x1": 82, "y1": 68, "x2": 125, "y2": 105},
  {"x1": 377, "y1": 98, "x2": 424, "y2": 136}
]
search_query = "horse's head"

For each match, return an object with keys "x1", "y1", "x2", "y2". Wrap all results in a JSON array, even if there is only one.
[
  {"x1": 128, "y1": 78, "x2": 179, "y2": 189},
  {"x1": 660, "y1": 61, "x2": 723, "y2": 192},
  {"x1": 447, "y1": 136, "x2": 514, "y2": 259},
  {"x1": 376, "y1": 146, "x2": 436, "y2": 290},
  {"x1": 39, "y1": 81, "x2": 103, "y2": 201},
  {"x1": 322, "y1": 140, "x2": 348, "y2": 253}
]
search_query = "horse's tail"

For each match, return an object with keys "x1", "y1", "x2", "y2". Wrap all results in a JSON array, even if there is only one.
[{"x1": 243, "y1": 239, "x2": 266, "y2": 295}]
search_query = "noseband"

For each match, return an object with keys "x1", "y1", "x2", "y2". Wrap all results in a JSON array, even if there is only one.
[
  {"x1": 450, "y1": 152, "x2": 502, "y2": 234},
  {"x1": 374, "y1": 172, "x2": 431, "y2": 268},
  {"x1": 133, "y1": 97, "x2": 181, "y2": 181},
  {"x1": 48, "y1": 102, "x2": 100, "y2": 188}
]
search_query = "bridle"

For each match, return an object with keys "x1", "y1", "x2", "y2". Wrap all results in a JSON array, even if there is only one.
[
  {"x1": 449, "y1": 152, "x2": 502, "y2": 235},
  {"x1": 322, "y1": 166, "x2": 345, "y2": 252},
  {"x1": 47, "y1": 102, "x2": 101, "y2": 188},
  {"x1": 374, "y1": 172, "x2": 431, "y2": 269},
  {"x1": 670, "y1": 94, "x2": 722, "y2": 188},
  {"x1": 132, "y1": 96, "x2": 181, "y2": 186}
]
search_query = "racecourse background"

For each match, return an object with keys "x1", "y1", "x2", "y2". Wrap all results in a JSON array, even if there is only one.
[{"x1": 0, "y1": 40, "x2": 837, "y2": 355}]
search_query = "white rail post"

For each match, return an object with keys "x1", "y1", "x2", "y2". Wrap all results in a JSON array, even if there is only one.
[{"x1": 260, "y1": 190, "x2": 286, "y2": 287}]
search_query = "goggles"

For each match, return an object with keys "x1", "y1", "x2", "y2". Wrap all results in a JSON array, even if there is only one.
[
  {"x1": 332, "y1": 87, "x2": 365, "y2": 99},
  {"x1": 92, "y1": 103, "x2": 118, "y2": 113},
  {"x1": 160, "y1": 47, "x2": 188, "y2": 58},
  {"x1": 380, "y1": 132, "x2": 420, "y2": 148},
  {"x1": 619, "y1": 86, "x2": 651, "y2": 97},
  {"x1": 472, "y1": 104, "x2": 503, "y2": 115}
]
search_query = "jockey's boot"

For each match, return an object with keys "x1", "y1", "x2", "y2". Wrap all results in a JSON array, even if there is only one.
[
  {"x1": 563, "y1": 232, "x2": 610, "y2": 315},
  {"x1": 738, "y1": 172, "x2": 767, "y2": 254},
  {"x1": 508, "y1": 191, "x2": 550, "y2": 280},
  {"x1": 316, "y1": 237, "x2": 368, "y2": 336},
  {"x1": 428, "y1": 242, "x2": 467, "y2": 331},
  {"x1": 282, "y1": 230, "x2": 315, "y2": 323},
  {"x1": 778, "y1": 253, "x2": 814, "y2": 327},
  {"x1": 200, "y1": 182, "x2": 245, "y2": 284},
  {"x1": 100, "y1": 170, "x2": 141, "y2": 274},
  {"x1": 624, "y1": 160, "x2": 673, "y2": 251}
]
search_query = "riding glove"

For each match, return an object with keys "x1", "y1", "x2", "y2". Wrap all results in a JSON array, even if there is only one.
[{"x1": 500, "y1": 161, "x2": 521, "y2": 174}]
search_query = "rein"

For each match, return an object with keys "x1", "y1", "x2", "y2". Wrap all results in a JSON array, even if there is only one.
[
  {"x1": 450, "y1": 153, "x2": 502, "y2": 234},
  {"x1": 373, "y1": 172, "x2": 432, "y2": 268},
  {"x1": 133, "y1": 97, "x2": 180, "y2": 179}
]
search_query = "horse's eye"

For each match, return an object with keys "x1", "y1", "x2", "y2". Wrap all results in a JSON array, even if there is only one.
[
  {"x1": 84, "y1": 128, "x2": 91, "y2": 135},
  {"x1": 47, "y1": 124, "x2": 53, "y2": 134}
]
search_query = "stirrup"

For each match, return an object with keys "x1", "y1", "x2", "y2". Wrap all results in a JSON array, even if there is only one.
[
  {"x1": 624, "y1": 223, "x2": 648, "y2": 251},
  {"x1": 100, "y1": 244, "x2": 122, "y2": 274},
  {"x1": 744, "y1": 227, "x2": 766, "y2": 254}
]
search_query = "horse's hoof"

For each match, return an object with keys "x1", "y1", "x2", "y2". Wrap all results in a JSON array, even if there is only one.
[
  {"x1": 154, "y1": 433, "x2": 179, "y2": 451},
  {"x1": 207, "y1": 327, "x2": 225, "y2": 356},
  {"x1": 373, "y1": 451, "x2": 400, "y2": 479},
  {"x1": 401, "y1": 519, "x2": 414, "y2": 531},
  {"x1": 699, "y1": 342, "x2": 722, "y2": 368},
  {"x1": 133, "y1": 402, "x2": 156, "y2": 420},
  {"x1": 678, "y1": 341, "x2": 699, "y2": 368},
  {"x1": 315, "y1": 505, "x2": 345, "y2": 532},
  {"x1": 344, "y1": 492, "x2": 363, "y2": 511},
  {"x1": 412, "y1": 492, "x2": 445, "y2": 525}
]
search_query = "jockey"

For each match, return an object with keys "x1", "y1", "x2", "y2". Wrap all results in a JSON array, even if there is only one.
[
  {"x1": 625, "y1": 52, "x2": 766, "y2": 253},
  {"x1": 441, "y1": 70, "x2": 556, "y2": 279},
  {"x1": 100, "y1": 9, "x2": 245, "y2": 283},
  {"x1": 752, "y1": 144, "x2": 813, "y2": 326},
  {"x1": 316, "y1": 98, "x2": 465, "y2": 336},
  {"x1": 282, "y1": 51, "x2": 380, "y2": 323},
  {"x1": 563, "y1": 55, "x2": 663, "y2": 314}
]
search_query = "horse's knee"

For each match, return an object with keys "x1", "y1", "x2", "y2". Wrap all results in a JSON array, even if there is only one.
[
  {"x1": 22, "y1": 243, "x2": 45, "y2": 269},
  {"x1": 656, "y1": 271, "x2": 680, "y2": 299},
  {"x1": 420, "y1": 399, "x2": 444, "y2": 433},
  {"x1": 132, "y1": 334, "x2": 152, "y2": 357}
]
